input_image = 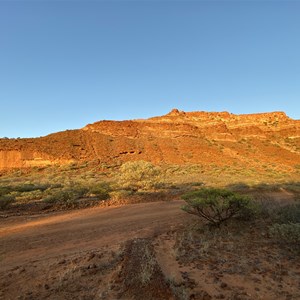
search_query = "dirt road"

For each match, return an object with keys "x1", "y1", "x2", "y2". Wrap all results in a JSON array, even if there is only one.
[
  {"x1": 1, "y1": 195, "x2": 300, "y2": 300},
  {"x1": 0, "y1": 200, "x2": 186, "y2": 272}
]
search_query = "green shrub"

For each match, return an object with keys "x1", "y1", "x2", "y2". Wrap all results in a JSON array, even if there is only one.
[
  {"x1": 117, "y1": 161, "x2": 162, "y2": 192},
  {"x1": 15, "y1": 184, "x2": 39, "y2": 192},
  {"x1": 43, "y1": 191, "x2": 73, "y2": 204},
  {"x1": 71, "y1": 186, "x2": 89, "y2": 198},
  {"x1": 226, "y1": 183, "x2": 250, "y2": 192},
  {"x1": 0, "y1": 195, "x2": 15, "y2": 210},
  {"x1": 256, "y1": 195, "x2": 282, "y2": 219},
  {"x1": 253, "y1": 183, "x2": 280, "y2": 192},
  {"x1": 0, "y1": 184, "x2": 56, "y2": 201},
  {"x1": 283, "y1": 182, "x2": 300, "y2": 194},
  {"x1": 43, "y1": 186, "x2": 88, "y2": 206},
  {"x1": 190, "y1": 182, "x2": 204, "y2": 187},
  {"x1": 269, "y1": 223, "x2": 300, "y2": 244},
  {"x1": 0, "y1": 186, "x2": 12, "y2": 196},
  {"x1": 15, "y1": 190, "x2": 44, "y2": 203},
  {"x1": 88, "y1": 183, "x2": 110, "y2": 200},
  {"x1": 109, "y1": 189, "x2": 133, "y2": 200},
  {"x1": 181, "y1": 188, "x2": 254, "y2": 226},
  {"x1": 275, "y1": 203, "x2": 300, "y2": 224},
  {"x1": 14, "y1": 183, "x2": 52, "y2": 193}
]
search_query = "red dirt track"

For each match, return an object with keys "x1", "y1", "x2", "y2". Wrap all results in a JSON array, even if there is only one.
[{"x1": 0, "y1": 200, "x2": 186, "y2": 272}]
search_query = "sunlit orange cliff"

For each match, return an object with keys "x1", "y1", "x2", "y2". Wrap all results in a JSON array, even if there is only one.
[{"x1": 0, "y1": 109, "x2": 299, "y2": 170}]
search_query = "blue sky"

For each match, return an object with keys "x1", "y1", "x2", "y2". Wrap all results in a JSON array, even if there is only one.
[{"x1": 0, "y1": 1, "x2": 299, "y2": 138}]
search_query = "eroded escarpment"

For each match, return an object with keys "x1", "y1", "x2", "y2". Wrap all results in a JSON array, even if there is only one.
[{"x1": 0, "y1": 110, "x2": 300, "y2": 170}]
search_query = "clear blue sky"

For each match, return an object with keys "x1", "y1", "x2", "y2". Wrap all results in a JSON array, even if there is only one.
[{"x1": 1, "y1": 1, "x2": 299, "y2": 138}]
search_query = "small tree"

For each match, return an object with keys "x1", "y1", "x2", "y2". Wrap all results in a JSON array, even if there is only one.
[
  {"x1": 117, "y1": 161, "x2": 161, "y2": 192},
  {"x1": 182, "y1": 188, "x2": 253, "y2": 226}
]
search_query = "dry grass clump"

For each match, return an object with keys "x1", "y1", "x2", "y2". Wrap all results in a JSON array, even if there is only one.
[{"x1": 117, "y1": 160, "x2": 163, "y2": 192}]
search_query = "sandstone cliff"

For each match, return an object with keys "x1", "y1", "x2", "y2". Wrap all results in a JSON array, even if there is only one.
[{"x1": 0, "y1": 110, "x2": 299, "y2": 170}]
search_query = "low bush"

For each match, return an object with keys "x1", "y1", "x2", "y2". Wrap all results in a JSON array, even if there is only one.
[
  {"x1": 88, "y1": 183, "x2": 111, "y2": 200},
  {"x1": 14, "y1": 190, "x2": 45, "y2": 203},
  {"x1": 6, "y1": 183, "x2": 54, "y2": 193},
  {"x1": 226, "y1": 183, "x2": 250, "y2": 192},
  {"x1": 268, "y1": 203, "x2": 300, "y2": 248},
  {"x1": 117, "y1": 161, "x2": 162, "y2": 192},
  {"x1": 0, "y1": 195, "x2": 15, "y2": 210},
  {"x1": 252, "y1": 183, "x2": 280, "y2": 192},
  {"x1": 274, "y1": 203, "x2": 300, "y2": 224},
  {"x1": 0, "y1": 186, "x2": 12, "y2": 196},
  {"x1": 250, "y1": 194, "x2": 282, "y2": 219},
  {"x1": 269, "y1": 223, "x2": 300, "y2": 244},
  {"x1": 181, "y1": 188, "x2": 255, "y2": 226},
  {"x1": 283, "y1": 182, "x2": 300, "y2": 194},
  {"x1": 15, "y1": 183, "x2": 41, "y2": 193},
  {"x1": 109, "y1": 189, "x2": 133, "y2": 200},
  {"x1": 43, "y1": 186, "x2": 88, "y2": 207}
]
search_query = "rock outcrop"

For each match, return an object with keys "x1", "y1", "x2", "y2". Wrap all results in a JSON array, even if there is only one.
[{"x1": 0, "y1": 110, "x2": 299, "y2": 170}]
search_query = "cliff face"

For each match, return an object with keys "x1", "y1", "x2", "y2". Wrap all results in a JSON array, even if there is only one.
[{"x1": 0, "y1": 110, "x2": 299, "y2": 170}]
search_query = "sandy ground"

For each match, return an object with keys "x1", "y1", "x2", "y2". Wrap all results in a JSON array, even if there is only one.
[
  {"x1": 1, "y1": 196, "x2": 300, "y2": 300},
  {"x1": 0, "y1": 200, "x2": 186, "y2": 272}
]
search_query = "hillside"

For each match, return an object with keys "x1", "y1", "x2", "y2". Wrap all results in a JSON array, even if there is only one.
[
  {"x1": 0, "y1": 109, "x2": 300, "y2": 170},
  {"x1": 1, "y1": 111, "x2": 300, "y2": 300}
]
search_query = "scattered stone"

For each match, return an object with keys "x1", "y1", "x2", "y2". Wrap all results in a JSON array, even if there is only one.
[
  {"x1": 88, "y1": 269, "x2": 98, "y2": 275},
  {"x1": 286, "y1": 293, "x2": 293, "y2": 300},
  {"x1": 87, "y1": 253, "x2": 96, "y2": 261},
  {"x1": 88, "y1": 263, "x2": 97, "y2": 269},
  {"x1": 58, "y1": 259, "x2": 66, "y2": 265},
  {"x1": 193, "y1": 290, "x2": 212, "y2": 300},
  {"x1": 220, "y1": 282, "x2": 228, "y2": 289},
  {"x1": 17, "y1": 267, "x2": 26, "y2": 274},
  {"x1": 99, "y1": 291, "x2": 108, "y2": 299}
]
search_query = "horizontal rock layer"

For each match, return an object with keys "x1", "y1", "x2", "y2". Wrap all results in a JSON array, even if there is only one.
[{"x1": 0, "y1": 110, "x2": 299, "y2": 170}]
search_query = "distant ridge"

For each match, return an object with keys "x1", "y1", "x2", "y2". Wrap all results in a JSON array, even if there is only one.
[{"x1": 0, "y1": 110, "x2": 299, "y2": 170}]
